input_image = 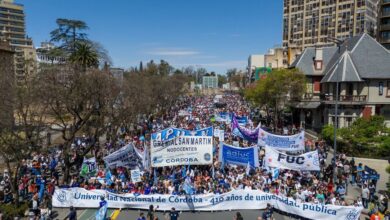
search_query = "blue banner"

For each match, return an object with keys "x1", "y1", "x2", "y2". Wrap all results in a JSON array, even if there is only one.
[
  {"x1": 151, "y1": 127, "x2": 213, "y2": 141},
  {"x1": 231, "y1": 115, "x2": 258, "y2": 142},
  {"x1": 258, "y1": 128, "x2": 305, "y2": 151},
  {"x1": 235, "y1": 115, "x2": 248, "y2": 125},
  {"x1": 219, "y1": 143, "x2": 259, "y2": 168}
]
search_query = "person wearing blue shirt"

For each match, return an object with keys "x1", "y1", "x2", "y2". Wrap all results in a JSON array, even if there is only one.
[
  {"x1": 99, "y1": 196, "x2": 107, "y2": 208},
  {"x1": 144, "y1": 184, "x2": 151, "y2": 195},
  {"x1": 261, "y1": 204, "x2": 273, "y2": 220},
  {"x1": 169, "y1": 207, "x2": 179, "y2": 220}
]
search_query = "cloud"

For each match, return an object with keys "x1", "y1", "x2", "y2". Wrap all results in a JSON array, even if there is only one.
[
  {"x1": 175, "y1": 60, "x2": 246, "y2": 68},
  {"x1": 146, "y1": 48, "x2": 200, "y2": 56}
]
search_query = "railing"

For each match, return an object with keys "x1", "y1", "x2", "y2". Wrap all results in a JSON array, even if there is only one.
[
  {"x1": 382, "y1": 11, "x2": 390, "y2": 17},
  {"x1": 322, "y1": 94, "x2": 367, "y2": 102},
  {"x1": 380, "y1": 24, "x2": 390, "y2": 31}
]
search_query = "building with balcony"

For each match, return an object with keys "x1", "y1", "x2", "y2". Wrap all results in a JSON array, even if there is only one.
[
  {"x1": 291, "y1": 33, "x2": 390, "y2": 129},
  {"x1": 283, "y1": 0, "x2": 378, "y2": 52},
  {"x1": 378, "y1": 0, "x2": 390, "y2": 49},
  {"x1": 0, "y1": 0, "x2": 35, "y2": 83}
]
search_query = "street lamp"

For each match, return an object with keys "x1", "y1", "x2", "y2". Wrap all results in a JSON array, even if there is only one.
[{"x1": 327, "y1": 36, "x2": 344, "y2": 183}]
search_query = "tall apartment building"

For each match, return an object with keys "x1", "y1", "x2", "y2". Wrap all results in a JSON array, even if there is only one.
[
  {"x1": 283, "y1": 0, "x2": 378, "y2": 51},
  {"x1": 0, "y1": 0, "x2": 35, "y2": 82},
  {"x1": 378, "y1": 0, "x2": 390, "y2": 49}
]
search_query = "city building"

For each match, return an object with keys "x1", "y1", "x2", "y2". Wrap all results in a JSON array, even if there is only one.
[
  {"x1": 0, "y1": 40, "x2": 15, "y2": 130},
  {"x1": 202, "y1": 76, "x2": 218, "y2": 89},
  {"x1": 264, "y1": 46, "x2": 301, "y2": 69},
  {"x1": 291, "y1": 33, "x2": 390, "y2": 130},
  {"x1": 0, "y1": 0, "x2": 36, "y2": 82},
  {"x1": 283, "y1": 0, "x2": 378, "y2": 51},
  {"x1": 36, "y1": 42, "x2": 66, "y2": 65},
  {"x1": 378, "y1": 0, "x2": 390, "y2": 49}
]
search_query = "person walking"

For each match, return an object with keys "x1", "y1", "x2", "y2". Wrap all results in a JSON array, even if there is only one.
[
  {"x1": 64, "y1": 206, "x2": 77, "y2": 220},
  {"x1": 362, "y1": 184, "x2": 370, "y2": 209},
  {"x1": 169, "y1": 207, "x2": 179, "y2": 220},
  {"x1": 137, "y1": 212, "x2": 146, "y2": 220},
  {"x1": 147, "y1": 205, "x2": 159, "y2": 220},
  {"x1": 233, "y1": 211, "x2": 243, "y2": 220}
]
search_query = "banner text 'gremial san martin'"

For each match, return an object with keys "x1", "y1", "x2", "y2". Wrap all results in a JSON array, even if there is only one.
[
  {"x1": 53, "y1": 188, "x2": 362, "y2": 220},
  {"x1": 151, "y1": 135, "x2": 213, "y2": 167}
]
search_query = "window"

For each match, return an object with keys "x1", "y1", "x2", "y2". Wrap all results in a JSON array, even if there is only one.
[
  {"x1": 379, "y1": 82, "x2": 384, "y2": 96},
  {"x1": 387, "y1": 81, "x2": 390, "y2": 97}
]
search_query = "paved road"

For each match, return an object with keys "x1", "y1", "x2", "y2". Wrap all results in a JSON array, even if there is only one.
[{"x1": 52, "y1": 208, "x2": 294, "y2": 220}]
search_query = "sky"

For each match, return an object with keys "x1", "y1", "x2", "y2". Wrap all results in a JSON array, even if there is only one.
[{"x1": 22, "y1": 0, "x2": 283, "y2": 74}]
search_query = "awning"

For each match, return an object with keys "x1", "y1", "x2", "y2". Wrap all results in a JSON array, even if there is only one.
[{"x1": 293, "y1": 101, "x2": 321, "y2": 109}]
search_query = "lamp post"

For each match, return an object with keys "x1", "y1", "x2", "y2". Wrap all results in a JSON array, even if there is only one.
[{"x1": 327, "y1": 36, "x2": 344, "y2": 183}]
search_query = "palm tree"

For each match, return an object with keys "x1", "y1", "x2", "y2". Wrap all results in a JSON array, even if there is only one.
[
  {"x1": 50, "y1": 18, "x2": 89, "y2": 52},
  {"x1": 69, "y1": 42, "x2": 99, "y2": 72}
]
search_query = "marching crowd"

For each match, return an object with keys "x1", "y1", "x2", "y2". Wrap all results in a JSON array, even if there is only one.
[{"x1": 0, "y1": 94, "x2": 388, "y2": 220}]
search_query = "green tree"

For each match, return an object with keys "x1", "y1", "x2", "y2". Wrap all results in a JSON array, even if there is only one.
[
  {"x1": 146, "y1": 60, "x2": 158, "y2": 75},
  {"x1": 217, "y1": 74, "x2": 227, "y2": 87},
  {"x1": 50, "y1": 18, "x2": 89, "y2": 52},
  {"x1": 245, "y1": 68, "x2": 306, "y2": 128},
  {"x1": 226, "y1": 68, "x2": 238, "y2": 79},
  {"x1": 158, "y1": 60, "x2": 172, "y2": 76},
  {"x1": 69, "y1": 42, "x2": 99, "y2": 72}
]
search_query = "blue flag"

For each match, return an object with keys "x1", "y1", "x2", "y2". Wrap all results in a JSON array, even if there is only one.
[
  {"x1": 38, "y1": 181, "x2": 45, "y2": 202},
  {"x1": 105, "y1": 169, "x2": 112, "y2": 185},
  {"x1": 95, "y1": 202, "x2": 108, "y2": 220},
  {"x1": 153, "y1": 168, "x2": 158, "y2": 185}
]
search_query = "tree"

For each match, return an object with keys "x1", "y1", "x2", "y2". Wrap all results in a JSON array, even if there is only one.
[
  {"x1": 139, "y1": 61, "x2": 144, "y2": 72},
  {"x1": 245, "y1": 68, "x2": 306, "y2": 129},
  {"x1": 50, "y1": 18, "x2": 89, "y2": 52},
  {"x1": 39, "y1": 66, "x2": 120, "y2": 183},
  {"x1": 217, "y1": 74, "x2": 227, "y2": 87},
  {"x1": 158, "y1": 60, "x2": 172, "y2": 76},
  {"x1": 226, "y1": 68, "x2": 238, "y2": 79},
  {"x1": 0, "y1": 76, "x2": 49, "y2": 205},
  {"x1": 146, "y1": 60, "x2": 158, "y2": 75},
  {"x1": 195, "y1": 67, "x2": 207, "y2": 84},
  {"x1": 69, "y1": 42, "x2": 99, "y2": 72}
]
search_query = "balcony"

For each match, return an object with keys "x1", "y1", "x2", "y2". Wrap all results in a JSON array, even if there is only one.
[
  {"x1": 380, "y1": 24, "x2": 390, "y2": 31},
  {"x1": 382, "y1": 11, "x2": 390, "y2": 17},
  {"x1": 322, "y1": 94, "x2": 367, "y2": 104}
]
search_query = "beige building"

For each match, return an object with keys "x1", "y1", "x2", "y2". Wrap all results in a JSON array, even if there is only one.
[
  {"x1": 283, "y1": 0, "x2": 378, "y2": 51},
  {"x1": 264, "y1": 46, "x2": 301, "y2": 69},
  {"x1": 0, "y1": 0, "x2": 36, "y2": 83}
]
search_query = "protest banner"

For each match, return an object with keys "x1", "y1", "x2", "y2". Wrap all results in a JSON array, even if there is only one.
[
  {"x1": 264, "y1": 146, "x2": 320, "y2": 171},
  {"x1": 151, "y1": 136, "x2": 213, "y2": 167},
  {"x1": 80, "y1": 157, "x2": 97, "y2": 178},
  {"x1": 219, "y1": 143, "x2": 259, "y2": 168},
  {"x1": 235, "y1": 115, "x2": 248, "y2": 126},
  {"x1": 151, "y1": 127, "x2": 213, "y2": 142},
  {"x1": 53, "y1": 188, "x2": 362, "y2": 220},
  {"x1": 258, "y1": 128, "x2": 305, "y2": 151},
  {"x1": 130, "y1": 169, "x2": 142, "y2": 183},
  {"x1": 103, "y1": 144, "x2": 143, "y2": 169},
  {"x1": 231, "y1": 115, "x2": 259, "y2": 143}
]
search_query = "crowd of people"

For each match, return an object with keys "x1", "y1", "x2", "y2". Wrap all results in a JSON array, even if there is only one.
[{"x1": 0, "y1": 94, "x2": 388, "y2": 220}]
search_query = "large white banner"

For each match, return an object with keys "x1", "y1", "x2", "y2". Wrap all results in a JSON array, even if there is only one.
[
  {"x1": 258, "y1": 128, "x2": 305, "y2": 151},
  {"x1": 53, "y1": 188, "x2": 362, "y2": 220},
  {"x1": 264, "y1": 146, "x2": 320, "y2": 171},
  {"x1": 151, "y1": 136, "x2": 213, "y2": 167}
]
